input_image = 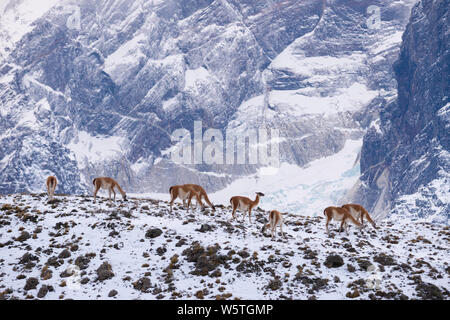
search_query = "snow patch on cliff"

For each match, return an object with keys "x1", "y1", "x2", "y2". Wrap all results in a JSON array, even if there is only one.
[
  {"x1": 67, "y1": 131, "x2": 127, "y2": 168},
  {"x1": 270, "y1": 83, "x2": 378, "y2": 116},
  {"x1": 103, "y1": 33, "x2": 147, "y2": 85},
  {"x1": 0, "y1": 0, "x2": 58, "y2": 60},
  {"x1": 184, "y1": 67, "x2": 212, "y2": 92}
]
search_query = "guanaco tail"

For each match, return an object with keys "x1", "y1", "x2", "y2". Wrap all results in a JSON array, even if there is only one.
[
  {"x1": 323, "y1": 206, "x2": 362, "y2": 235},
  {"x1": 46, "y1": 176, "x2": 57, "y2": 201},
  {"x1": 341, "y1": 203, "x2": 377, "y2": 229},
  {"x1": 93, "y1": 177, "x2": 127, "y2": 203},
  {"x1": 169, "y1": 184, "x2": 202, "y2": 212},
  {"x1": 229, "y1": 192, "x2": 264, "y2": 223},
  {"x1": 183, "y1": 184, "x2": 215, "y2": 211},
  {"x1": 261, "y1": 210, "x2": 284, "y2": 239}
]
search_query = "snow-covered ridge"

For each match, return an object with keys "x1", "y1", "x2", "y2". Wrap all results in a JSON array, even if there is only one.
[{"x1": 0, "y1": 193, "x2": 448, "y2": 300}]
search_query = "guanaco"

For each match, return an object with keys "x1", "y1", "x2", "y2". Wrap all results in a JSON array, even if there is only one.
[
  {"x1": 230, "y1": 192, "x2": 264, "y2": 223},
  {"x1": 184, "y1": 184, "x2": 215, "y2": 212},
  {"x1": 341, "y1": 203, "x2": 377, "y2": 229},
  {"x1": 46, "y1": 176, "x2": 57, "y2": 201},
  {"x1": 93, "y1": 177, "x2": 127, "y2": 203},
  {"x1": 262, "y1": 210, "x2": 284, "y2": 239},
  {"x1": 323, "y1": 206, "x2": 362, "y2": 235},
  {"x1": 169, "y1": 185, "x2": 202, "y2": 212}
]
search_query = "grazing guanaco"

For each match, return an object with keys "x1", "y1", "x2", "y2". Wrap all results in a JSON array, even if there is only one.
[
  {"x1": 184, "y1": 184, "x2": 215, "y2": 212},
  {"x1": 229, "y1": 192, "x2": 264, "y2": 223},
  {"x1": 46, "y1": 176, "x2": 57, "y2": 201},
  {"x1": 341, "y1": 203, "x2": 377, "y2": 229},
  {"x1": 262, "y1": 210, "x2": 284, "y2": 239},
  {"x1": 93, "y1": 177, "x2": 127, "y2": 203},
  {"x1": 169, "y1": 185, "x2": 202, "y2": 212},
  {"x1": 323, "y1": 206, "x2": 362, "y2": 235}
]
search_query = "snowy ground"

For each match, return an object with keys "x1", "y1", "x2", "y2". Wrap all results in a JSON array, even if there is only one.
[{"x1": 0, "y1": 193, "x2": 448, "y2": 300}]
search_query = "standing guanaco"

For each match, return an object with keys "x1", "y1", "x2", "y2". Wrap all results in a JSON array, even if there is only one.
[
  {"x1": 169, "y1": 185, "x2": 202, "y2": 212},
  {"x1": 262, "y1": 210, "x2": 284, "y2": 239},
  {"x1": 323, "y1": 206, "x2": 362, "y2": 235},
  {"x1": 46, "y1": 176, "x2": 57, "y2": 201},
  {"x1": 341, "y1": 204, "x2": 377, "y2": 229},
  {"x1": 230, "y1": 192, "x2": 264, "y2": 223},
  {"x1": 93, "y1": 177, "x2": 127, "y2": 203},
  {"x1": 184, "y1": 184, "x2": 215, "y2": 212}
]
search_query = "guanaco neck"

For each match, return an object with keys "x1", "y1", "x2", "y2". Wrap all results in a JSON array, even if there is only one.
[
  {"x1": 252, "y1": 195, "x2": 260, "y2": 207},
  {"x1": 114, "y1": 182, "x2": 126, "y2": 196}
]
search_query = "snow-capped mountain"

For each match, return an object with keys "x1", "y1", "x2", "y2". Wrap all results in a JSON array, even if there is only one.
[
  {"x1": 0, "y1": 0, "x2": 434, "y2": 219},
  {"x1": 345, "y1": 0, "x2": 449, "y2": 223}
]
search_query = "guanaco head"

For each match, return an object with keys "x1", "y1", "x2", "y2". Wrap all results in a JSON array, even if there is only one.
[
  {"x1": 261, "y1": 217, "x2": 269, "y2": 233},
  {"x1": 256, "y1": 192, "x2": 265, "y2": 197},
  {"x1": 123, "y1": 194, "x2": 128, "y2": 202},
  {"x1": 261, "y1": 224, "x2": 267, "y2": 233}
]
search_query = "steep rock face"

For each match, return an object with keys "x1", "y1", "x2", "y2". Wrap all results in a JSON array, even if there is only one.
[
  {"x1": 0, "y1": 0, "x2": 324, "y2": 193},
  {"x1": 0, "y1": 0, "x2": 416, "y2": 195},
  {"x1": 348, "y1": 0, "x2": 449, "y2": 222}
]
